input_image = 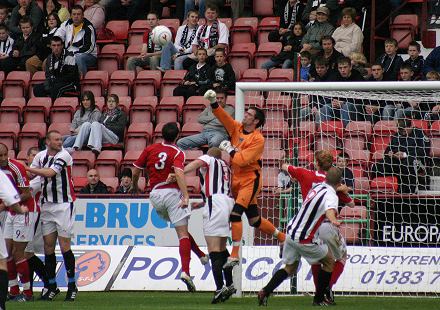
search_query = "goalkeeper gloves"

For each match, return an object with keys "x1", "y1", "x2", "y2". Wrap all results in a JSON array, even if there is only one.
[
  {"x1": 204, "y1": 89, "x2": 218, "y2": 108},
  {"x1": 219, "y1": 140, "x2": 237, "y2": 155}
]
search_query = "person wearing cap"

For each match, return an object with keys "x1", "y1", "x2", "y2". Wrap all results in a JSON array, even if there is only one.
[
  {"x1": 301, "y1": 6, "x2": 334, "y2": 55},
  {"x1": 116, "y1": 168, "x2": 133, "y2": 194}
]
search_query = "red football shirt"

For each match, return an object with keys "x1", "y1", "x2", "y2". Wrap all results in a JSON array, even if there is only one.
[
  {"x1": 0, "y1": 159, "x2": 36, "y2": 212},
  {"x1": 287, "y1": 165, "x2": 352, "y2": 205},
  {"x1": 133, "y1": 142, "x2": 185, "y2": 190}
]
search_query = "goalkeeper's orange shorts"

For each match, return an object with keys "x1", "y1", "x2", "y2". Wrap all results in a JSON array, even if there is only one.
[{"x1": 231, "y1": 170, "x2": 262, "y2": 208}]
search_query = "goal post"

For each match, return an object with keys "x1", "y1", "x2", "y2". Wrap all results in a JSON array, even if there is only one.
[{"x1": 233, "y1": 81, "x2": 440, "y2": 296}]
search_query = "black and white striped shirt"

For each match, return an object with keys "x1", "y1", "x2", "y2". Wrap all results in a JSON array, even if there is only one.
[
  {"x1": 0, "y1": 37, "x2": 14, "y2": 56},
  {"x1": 286, "y1": 182, "x2": 338, "y2": 243},
  {"x1": 31, "y1": 148, "x2": 75, "y2": 203},
  {"x1": 198, "y1": 155, "x2": 231, "y2": 198}
]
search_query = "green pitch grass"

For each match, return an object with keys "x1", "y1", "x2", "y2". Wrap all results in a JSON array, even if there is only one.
[{"x1": 6, "y1": 292, "x2": 438, "y2": 310}]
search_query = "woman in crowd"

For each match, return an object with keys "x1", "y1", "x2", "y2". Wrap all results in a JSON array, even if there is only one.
[
  {"x1": 332, "y1": 7, "x2": 363, "y2": 57},
  {"x1": 43, "y1": 0, "x2": 70, "y2": 23},
  {"x1": 83, "y1": 0, "x2": 105, "y2": 32}
]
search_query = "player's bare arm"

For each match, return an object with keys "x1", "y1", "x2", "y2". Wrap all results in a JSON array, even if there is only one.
[
  {"x1": 17, "y1": 186, "x2": 32, "y2": 203},
  {"x1": 184, "y1": 159, "x2": 205, "y2": 175},
  {"x1": 325, "y1": 209, "x2": 341, "y2": 227},
  {"x1": 174, "y1": 168, "x2": 189, "y2": 208},
  {"x1": 25, "y1": 166, "x2": 57, "y2": 178}
]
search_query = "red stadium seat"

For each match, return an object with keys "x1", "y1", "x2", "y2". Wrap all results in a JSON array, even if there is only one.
[
  {"x1": 99, "y1": 20, "x2": 129, "y2": 44},
  {"x1": 257, "y1": 17, "x2": 280, "y2": 44},
  {"x1": 180, "y1": 122, "x2": 203, "y2": 137},
  {"x1": 228, "y1": 43, "x2": 256, "y2": 78},
  {"x1": 121, "y1": 150, "x2": 143, "y2": 171},
  {"x1": 73, "y1": 177, "x2": 88, "y2": 192},
  {"x1": 23, "y1": 97, "x2": 52, "y2": 123},
  {"x1": 0, "y1": 71, "x2": 5, "y2": 89},
  {"x1": 80, "y1": 70, "x2": 109, "y2": 97},
  {"x1": 133, "y1": 70, "x2": 161, "y2": 97},
  {"x1": 29, "y1": 71, "x2": 46, "y2": 98},
  {"x1": 128, "y1": 20, "x2": 149, "y2": 45},
  {"x1": 0, "y1": 123, "x2": 20, "y2": 151},
  {"x1": 373, "y1": 120, "x2": 398, "y2": 135},
  {"x1": 50, "y1": 97, "x2": 79, "y2": 123},
  {"x1": 72, "y1": 151, "x2": 96, "y2": 177},
  {"x1": 263, "y1": 149, "x2": 285, "y2": 165},
  {"x1": 94, "y1": 96, "x2": 105, "y2": 111},
  {"x1": 261, "y1": 166, "x2": 279, "y2": 192},
  {"x1": 123, "y1": 44, "x2": 143, "y2": 68},
  {"x1": 0, "y1": 98, "x2": 26, "y2": 124},
  {"x1": 339, "y1": 223, "x2": 361, "y2": 244},
  {"x1": 156, "y1": 96, "x2": 184, "y2": 124},
  {"x1": 390, "y1": 14, "x2": 418, "y2": 49},
  {"x1": 430, "y1": 120, "x2": 440, "y2": 136},
  {"x1": 264, "y1": 137, "x2": 284, "y2": 151},
  {"x1": 158, "y1": 19, "x2": 180, "y2": 37},
  {"x1": 265, "y1": 94, "x2": 292, "y2": 110},
  {"x1": 108, "y1": 70, "x2": 135, "y2": 97},
  {"x1": 100, "y1": 177, "x2": 119, "y2": 193},
  {"x1": 3, "y1": 71, "x2": 31, "y2": 98},
  {"x1": 370, "y1": 176, "x2": 399, "y2": 193},
  {"x1": 182, "y1": 96, "x2": 209, "y2": 123},
  {"x1": 48, "y1": 123, "x2": 70, "y2": 136},
  {"x1": 98, "y1": 44, "x2": 125, "y2": 75},
  {"x1": 262, "y1": 120, "x2": 289, "y2": 138},
  {"x1": 184, "y1": 150, "x2": 203, "y2": 162},
  {"x1": 95, "y1": 150, "x2": 123, "y2": 178},
  {"x1": 160, "y1": 70, "x2": 187, "y2": 98},
  {"x1": 298, "y1": 121, "x2": 316, "y2": 142},
  {"x1": 255, "y1": 42, "x2": 282, "y2": 69},
  {"x1": 354, "y1": 177, "x2": 370, "y2": 194},
  {"x1": 346, "y1": 149, "x2": 370, "y2": 165},
  {"x1": 318, "y1": 121, "x2": 344, "y2": 138},
  {"x1": 253, "y1": 0, "x2": 274, "y2": 17},
  {"x1": 130, "y1": 96, "x2": 157, "y2": 124},
  {"x1": 230, "y1": 17, "x2": 258, "y2": 44},
  {"x1": 125, "y1": 122, "x2": 153, "y2": 151},
  {"x1": 411, "y1": 119, "x2": 429, "y2": 136},
  {"x1": 112, "y1": 96, "x2": 132, "y2": 113},
  {"x1": 340, "y1": 205, "x2": 367, "y2": 219},
  {"x1": 267, "y1": 69, "x2": 294, "y2": 82},
  {"x1": 241, "y1": 69, "x2": 268, "y2": 82},
  {"x1": 244, "y1": 94, "x2": 264, "y2": 108},
  {"x1": 16, "y1": 150, "x2": 28, "y2": 161},
  {"x1": 430, "y1": 137, "x2": 440, "y2": 157},
  {"x1": 18, "y1": 123, "x2": 47, "y2": 152}
]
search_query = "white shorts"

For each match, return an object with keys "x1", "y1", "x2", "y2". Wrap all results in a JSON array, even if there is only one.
[
  {"x1": 282, "y1": 235, "x2": 328, "y2": 265},
  {"x1": 4, "y1": 212, "x2": 38, "y2": 242},
  {"x1": 318, "y1": 222, "x2": 347, "y2": 261},
  {"x1": 149, "y1": 188, "x2": 190, "y2": 225},
  {"x1": 40, "y1": 202, "x2": 75, "y2": 238},
  {"x1": 203, "y1": 194, "x2": 234, "y2": 237},
  {"x1": 0, "y1": 211, "x2": 7, "y2": 232},
  {"x1": 25, "y1": 213, "x2": 44, "y2": 254},
  {"x1": 0, "y1": 228, "x2": 7, "y2": 259}
]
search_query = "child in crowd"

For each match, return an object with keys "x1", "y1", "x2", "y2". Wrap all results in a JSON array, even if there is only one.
[
  {"x1": 300, "y1": 50, "x2": 312, "y2": 81},
  {"x1": 207, "y1": 48, "x2": 236, "y2": 93},
  {"x1": 404, "y1": 41, "x2": 424, "y2": 81},
  {"x1": 335, "y1": 152, "x2": 354, "y2": 190},
  {"x1": 350, "y1": 52, "x2": 369, "y2": 79},
  {"x1": 116, "y1": 168, "x2": 133, "y2": 194},
  {"x1": 399, "y1": 63, "x2": 415, "y2": 81},
  {"x1": 0, "y1": 24, "x2": 13, "y2": 69},
  {"x1": 376, "y1": 38, "x2": 403, "y2": 81},
  {"x1": 0, "y1": 6, "x2": 9, "y2": 26}
]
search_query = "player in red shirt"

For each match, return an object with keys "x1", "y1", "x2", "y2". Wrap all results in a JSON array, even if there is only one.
[
  {"x1": 282, "y1": 150, "x2": 353, "y2": 304},
  {"x1": 131, "y1": 122, "x2": 208, "y2": 292},
  {"x1": 0, "y1": 143, "x2": 37, "y2": 301}
]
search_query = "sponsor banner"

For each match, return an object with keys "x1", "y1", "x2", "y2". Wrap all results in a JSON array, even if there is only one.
[
  {"x1": 297, "y1": 246, "x2": 440, "y2": 293},
  {"x1": 374, "y1": 197, "x2": 440, "y2": 247},
  {"x1": 73, "y1": 198, "x2": 253, "y2": 246}
]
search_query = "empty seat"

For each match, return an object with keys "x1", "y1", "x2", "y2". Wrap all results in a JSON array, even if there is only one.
[
  {"x1": 257, "y1": 17, "x2": 280, "y2": 44},
  {"x1": 80, "y1": 70, "x2": 109, "y2": 97},
  {"x1": 133, "y1": 70, "x2": 161, "y2": 97},
  {"x1": 182, "y1": 96, "x2": 209, "y2": 123},
  {"x1": 160, "y1": 70, "x2": 187, "y2": 98},
  {"x1": 73, "y1": 177, "x2": 88, "y2": 192},
  {"x1": 108, "y1": 70, "x2": 135, "y2": 96},
  {"x1": 18, "y1": 123, "x2": 47, "y2": 152},
  {"x1": 72, "y1": 151, "x2": 96, "y2": 177},
  {"x1": 262, "y1": 120, "x2": 288, "y2": 138},
  {"x1": 100, "y1": 20, "x2": 129, "y2": 44},
  {"x1": 130, "y1": 96, "x2": 157, "y2": 124},
  {"x1": 125, "y1": 122, "x2": 153, "y2": 151},
  {"x1": 263, "y1": 149, "x2": 285, "y2": 165},
  {"x1": 98, "y1": 44, "x2": 125, "y2": 75},
  {"x1": 50, "y1": 97, "x2": 79, "y2": 123},
  {"x1": 354, "y1": 177, "x2": 370, "y2": 194},
  {"x1": 390, "y1": 14, "x2": 418, "y2": 49},
  {"x1": 261, "y1": 166, "x2": 279, "y2": 192},
  {"x1": 48, "y1": 123, "x2": 71, "y2": 136},
  {"x1": 228, "y1": 43, "x2": 256, "y2": 78},
  {"x1": 95, "y1": 150, "x2": 123, "y2": 178},
  {"x1": 0, "y1": 123, "x2": 20, "y2": 151},
  {"x1": 121, "y1": 150, "x2": 143, "y2": 171},
  {"x1": 339, "y1": 223, "x2": 361, "y2": 244},
  {"x1": 255, "y1": 42, "x2": 282, "y2": 69},
  {"x1": 370, "y1": 176, "x2": 399, "y2": 193},
  {"x1": 100, "y1": 177, "x2": 119, "y2": 193},
  {"x1": 114, "y1": 96, "x2": 132, "y2": 113},
  {"x1": 431, "y1": 120, "x2": 440, "y2": 136},
  {"x1": 230, "y1": 17, "x2": 258, "y2": 44},
  {"x1": 128, "y1": 20, "x2": 149, "y2": 45},
  {"x1": 340, "y1": 205, "x2": 367, "y2": 219},
  {"x1": 430, "y1": 137, "x2": 440, "y2": 157},
  {"x1": 29, "y1": 71, "x2": 46, "y2": 98},
  {"x1": 0, "y1": 98, "x2": 26, "y2": 123},
  {"x1": 268, "y1": 69, "x2": 294, "y2": 82},
  {"x1": 411, "y1": 119, "x2": 429, "y2": 135},
  {"x1": 3, "y1": 71, "x2": 31, "y2": 98},
  {"x1": 23, "y1": 97, "x2": 52, "y2": 123},
  {"x1": 318, "y1": 121, "x2": 344, "y2": 138},
  {"x1": 241, "y1": 69, "x2": 268, "y2": 82},
  {"x1": 156, "y1": 96, "x2": 184, "y2": 123},
  {"x1": 123, "y1": 44, "x2": 143, "y2": 68}
]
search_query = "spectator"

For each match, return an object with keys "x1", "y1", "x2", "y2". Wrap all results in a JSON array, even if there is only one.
[
  {"x1": 80, "y1": 169, "x2": 109, "y2": 194},
  {"x1": 369, "y1": 63, "x2": 385, "y2": 81},
  {"x1": 371, "y1": 118, "x2": 431, "y2": 193},
  {"x1": 309, "y1": 35, "x2": 342, "y2": 76},
  {"x1": 177, "y1": 88, "x2": 234, "y2": 150},
  {"x1": 63, "y1": 91, "x2": 102, "y2": 148},
  {"x1": 274, "y1": 159, "x2": 293, "y2": 195},
  {"x1": 8, "y1": 0, "x2": 43, "y2": 36},
  {"x1": 115, "y1": 168, "x2": 133, "y2": 194},
  {"x1": 302, "y1": 0, "x2": 328, "y2": 23},
  {"x1": 335, "y1": 152, "x2": 354, "y2": 190},
  {"x1": 301, "y1": 6, "x2": 334, "y2": 55},
  {"x1": 425, "y1": 71, "x2": 440, "y2": 121},
  {"x1": 157, "y1": 10, "x2": 199, "y2": 71},
  {"x1": 3, "y1": 17, "x2": 39, "y2": 73},
  {"x1": 423, "y1": 46, "x2": 440, "y2": 76},
  {"x1": 0, "y1": 24, "x2": 14, "y2": 69},
  {"x1": 308, "y1": 56, "x2": 334, "y2": 81},
  {"x1": 173, "y1": 48, "x2": 211, "y2": 100},
  {"x1": 83, "y1": 0, "x2": 105, "y2": 32},
  {"x1": 43, "y1": 0, "x2": 69, "y2": 24},
  {"x1": 105, "y1": 0, "x2": 146, "y2": 23},
  {"x1": 0, "y1": 5, "x2": 9, "y2": 25},
  {"x1": 399, "y1": 63, "x2": 415, "y2": 81},
  {"x1": 207, "y1": 48, "x2": 236, "y2": 93},
  {"x1": 303, "y1": 0, "x2": 342, "y2": 25},
  {"x1": 332, "y1": 7, "x2": 363, "y2": 57},
  {"x1": 126, "y1": 12, "x2": 163, "y2": 72},
  {"x1": 268, "y1": 0, "x2": 305, "y2": 43},
  {"x1": 230, "y1": 0, "x2": 245, "y2": 19},
  {"x1": 25, "y1": 12, "x2": 60, "y2": 74},
  {"x1": 33, "y1": 36, "x2": 80, "y2": 100},
  {"x1": 429, "y1": 0, "x2": 440, "y2": 25},
  {"x1": 261, "y1": 22, "x2": 304, "y2": 70},
  {"x1": 333, "y1": 55, "x2": 364, "y2": 81},
  {"x1": 426, "y1": 70, "x2": 440, "y2": 80},
  {"x1": 55, "y1": 5, "x2": 97, "y2": 77},
  {"x1": 184, "y1": 0, "x2": 205, "y2": 18},
  {"x1": 350, "y1": 52, "x2": 369, "y2": 79},
  {"x1": 300, "y1": 50, "x2": 312, "y2": 81},
  {"x1": 376, "y1": 38, "x2": 403, "y2": 81},
  {"x1": 404, "y1": 41, "x2": 424, "y2": 81},
  {"x1": 184, "y1": 4, "x2": 229, "y2": 69},
  {"x1": 73, "y1": 94, "x2": 128, "y2": 155},
  {"x1": 304, "y1": 10, "x2": 316, "y2": 31}
]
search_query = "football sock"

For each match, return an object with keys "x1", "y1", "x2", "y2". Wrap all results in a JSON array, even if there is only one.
[
  {"x1": 188, "y1": 233, "x2": 205, "y2": 258},
  {"x1": 0, "y1": 270, "x2": 8, "y2": 310},
  {"x1": 329, "y1": 260, "x2": 345, "y2": 288},
  {"x1": 179, "y1": 237, "x2": 191, "y2": 275},
  {"x1": 45, "y1": 253, "x2": 57, "y2": 289},
  {"x1": 315, "y1": 269, "x2": 332, "y2": 303},
  {"x1": 311, "y1": 264, "x2": 321, "y2": 290},
  {"x1": 62, "y1": 250, "x2": 76, "y2": 289},
  {"x1": 221, "y1": 250, "x2": 233, "y2": 286},
  {"x1": 263, "y1": 268, "x2": 289, "y2": 294},
  {"x1": 7, "y1": 258, "x2": 19, "y2": 296},
  {"x1": 209, "y1": 252, "x2": 224, "y2": 291},
  {"x1": 230, "y1": 221, "x2": 243, "y2": 258},
  {"x1": 16, "y1": 259, "x2": 32, "y2": 297},
  {"x1": 258, "y1": 218, "x2": 286, "y2": 242},
  {"x1": 28, "y1": 255, "x2": 49, "y2": 288}
]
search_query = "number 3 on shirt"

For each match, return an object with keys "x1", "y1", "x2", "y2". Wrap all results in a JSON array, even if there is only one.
[{"x1": 155, "y1": 152, "x2": 168, "y2": 170}]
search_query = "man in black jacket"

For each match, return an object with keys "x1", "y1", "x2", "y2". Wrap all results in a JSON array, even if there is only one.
[
  {"x1": 33, "y1": 36, "x2": 80, "y2": 100},
  {"x1": 80, "y1": 169, "x2": 109, "y2": 194}
]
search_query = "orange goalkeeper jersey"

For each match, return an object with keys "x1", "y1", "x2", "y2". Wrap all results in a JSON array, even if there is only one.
[{"x1": 212, "y1": 105, "x2": 264, "y2": 176}]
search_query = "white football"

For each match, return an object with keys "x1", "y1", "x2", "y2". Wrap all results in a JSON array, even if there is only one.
[{"x1": 152, "y1": 25, "x2": 172, "y2": 46}]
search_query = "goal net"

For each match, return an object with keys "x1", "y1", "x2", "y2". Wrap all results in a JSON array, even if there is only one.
[{"x1": 234, "y1": 81, "x2": 440, "y2": 296}]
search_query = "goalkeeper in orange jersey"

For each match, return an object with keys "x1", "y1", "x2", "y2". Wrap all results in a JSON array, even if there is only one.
[{"x1": 204, "y1": 89, "x2": 286, "y2": 268}]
